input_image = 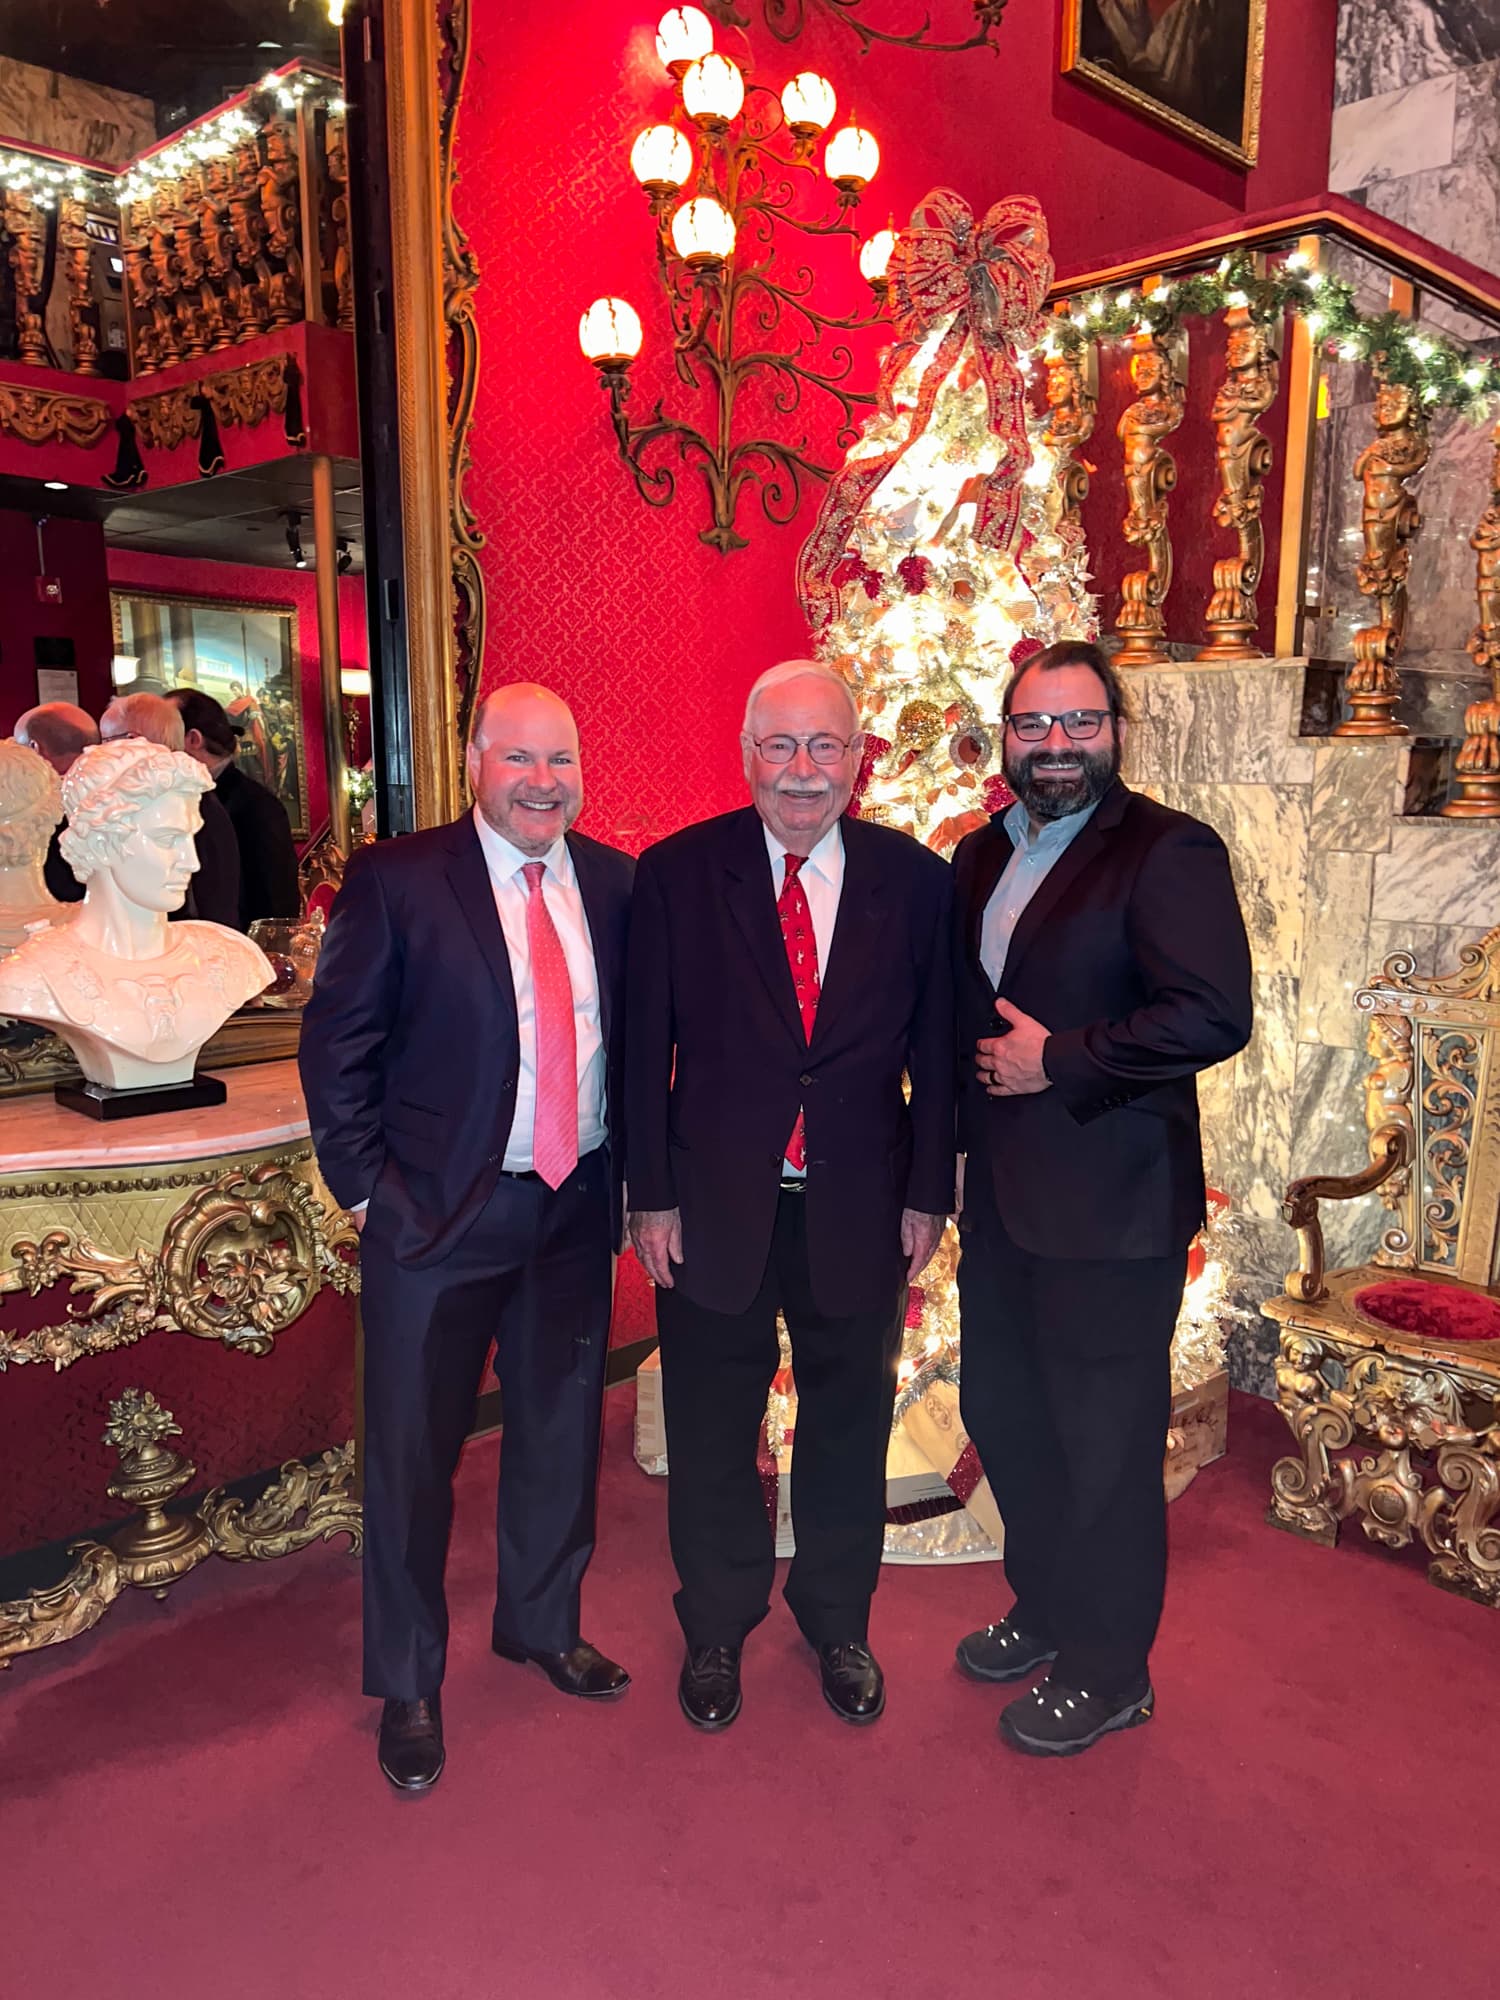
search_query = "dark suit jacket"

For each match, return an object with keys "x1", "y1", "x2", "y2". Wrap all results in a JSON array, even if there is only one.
[
  {"x1": 952, "y1": 780, "x2": 1253, "y2": 1261},
  {"x1": 177, "y1": 791, "x2": 241, "y2": 929},
  {"x1": 299, "y1": 813, "x2": 634, "y2": 1269},
  {"x1": 216, "y1": 762, "x2": 300, "y2": 929},
  {"x1": 626, "y1": 807, "x2": 956, "y2": 1318},
  {"x1": 43, "y1": 827, "x2": 83, "y2": 905}
]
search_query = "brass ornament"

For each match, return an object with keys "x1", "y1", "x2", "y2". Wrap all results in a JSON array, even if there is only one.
[
  {"x1": 1041, "y1": 344, "x2": 1096, "y2": 552},
  {"x1": 1197, "y1": 305, "x2": 1279, "y2": 661},
  {"x1": 1444, "y1": 419, "x2": 1500, "y2": 818},
  {"x1": 894, "y1": 699, "x2": 945, "y2": 756},
  {"x1": 0, "y1": 1544, "x2": 127, "y2": 1664},
  {"x1": 0, "y1": 383, "x2": 112, "y2": 450},
  {"x1": 1114, "y1": 333, "x2": 1186, "y2": 666},
  {"x1": 1336, "y1": 370, "x2": 1430, "y2": 737},
  {"x1": 0, "y1": 1160, "x2": 360, "y2": 1372}
]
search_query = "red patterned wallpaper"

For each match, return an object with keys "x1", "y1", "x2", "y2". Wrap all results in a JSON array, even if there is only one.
[{"x1": 454, "y1": 0, "x2": 1336, "y2": 851}]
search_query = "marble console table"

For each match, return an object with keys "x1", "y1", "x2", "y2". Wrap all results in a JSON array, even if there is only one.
[{"x1": 0, "y1": 1058, "x2": 361, "y2": 1667}]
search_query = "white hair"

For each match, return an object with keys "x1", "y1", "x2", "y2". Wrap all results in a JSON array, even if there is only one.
[{"x1": 741, "y1": 659, "x2": 860, "y2": 737}]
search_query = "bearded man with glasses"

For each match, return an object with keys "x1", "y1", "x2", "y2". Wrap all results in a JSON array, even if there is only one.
[
  {"x1": 950, "y1": 639, "x2": 1252, "y2": 1758},
  {"x1": 627, "y1": 659, "x2": 955, "y2": 1732}
]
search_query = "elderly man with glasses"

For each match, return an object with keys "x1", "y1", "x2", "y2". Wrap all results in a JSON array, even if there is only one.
[
  {"x1": 627, "y1": 659, "x2": 955, "y2": 1732},
  {"x1": 950, "y1": 639, "x2": 1252, "y2": 1758}
]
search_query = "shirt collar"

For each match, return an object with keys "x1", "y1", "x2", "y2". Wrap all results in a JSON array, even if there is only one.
[
  {"x1": 472, "y1": 803, "x2": 573, "y2": 885},
  {"x1": 1002, "y1": 795, "x2": 1101, "y2": 855},
  {"x1": 762, "y1": 816, "x2": 845, "y2": 888}
]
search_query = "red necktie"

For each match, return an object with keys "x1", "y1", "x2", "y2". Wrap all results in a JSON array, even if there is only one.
[
  {"x1": 778, "y1": 853, "x2": 821, "y2": 1171},
  {"x1": 522, "y1": 861, "x2": 578, "y2": 1190}
]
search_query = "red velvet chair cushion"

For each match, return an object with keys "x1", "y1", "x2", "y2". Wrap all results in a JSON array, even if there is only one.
[{"x1": 1354, "y1": 1279, "x2": 1500, "y2": 1345}]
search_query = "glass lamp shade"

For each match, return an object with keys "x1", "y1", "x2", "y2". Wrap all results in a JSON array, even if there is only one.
[
  {"x1": 630, "y1": 123, "x2": 693, "y2": 192},
  {"x1": 682, "y1": 52, "x2": 744, "y2": 128},
  {"x1": 670, "y1": 196, "x2": 736, "y2": 266},
  {"x1": 780, "y1": 71, "x2": 836, "y2": 136},
  {"x1": 339, "y1": 666, "x2": 372, "y2": 698},
  {"x1": 858, "y1": 228, "x2": 896, "y2": 284},
  {"x1": 655, "y1": 6, "x2": 714, "y2": 76},
  {"x1": 578, "y1": 296, "x2": 643, "y2": 367},
  {"x1": 825, "y1": 122, "x2": 879, "y2": 192}
]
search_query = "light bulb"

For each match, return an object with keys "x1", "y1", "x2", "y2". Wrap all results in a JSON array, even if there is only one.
[
  {"x1": 824, "y1": 122, "x2": 879, "y2": 193},
  {"x1": 670, "y1": 195, "x2": 735, "y2": 266},
  {"x1": 655, "y1": 6, "x2": 714, "y2": 75},
  {"x1": 1464, "y1": 365, "x2": 1486, "y2": 389},
  {"x1": 781, "y1": 71, "x2": 836, "y2": 137},
  {"x1": 578, "y1": 296, "x2": 643, "y2": 366},
  {"x1": 858, "y1": 228, "x2": 896, "y2": 284},
  {"x1": 630, "y1": 124, "x2": 693, "y2": 192},
  {"x1": 682, "y1": 52, "x2": 744, "y2": 128}
]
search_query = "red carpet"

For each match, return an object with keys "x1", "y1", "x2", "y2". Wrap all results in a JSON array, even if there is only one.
[{"x1": 4, "y1": 1388, "x2": 1494, "y2": 2000}]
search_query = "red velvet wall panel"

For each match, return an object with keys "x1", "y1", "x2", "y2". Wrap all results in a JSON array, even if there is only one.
[
  {"x1": 0, "y1": 511, "x2": 115, "y2": 731},
  {"x1": 454, "y1": 0, "x2": 1336, "y2": 850}
]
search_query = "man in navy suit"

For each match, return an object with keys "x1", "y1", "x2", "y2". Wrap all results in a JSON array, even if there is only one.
[
  {"x1": 301, "y1": 684, "x2": 633, "y2": 1792},
  {"x1": 627, "y1": 661, "x2": 955, "y2": 1732}
]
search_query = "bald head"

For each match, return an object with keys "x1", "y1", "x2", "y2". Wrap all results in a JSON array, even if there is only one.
[
  {"x1": 14, "y1": 702, "x2": 99, "y2": 775},
  {"x1": 101, "y1": 691, "x2": 187, "y2": 752},
  {"x1": 467, "y1": 682, "x2": 584, "y2": 857}
]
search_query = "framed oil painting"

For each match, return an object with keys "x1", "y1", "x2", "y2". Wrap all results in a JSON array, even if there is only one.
[
  {"x1": 110, "y1": 591, "x2": 309, "y2": 838},
  {"x1": 1061, "y1": 0, "x2": 1266, "y2": 169}
]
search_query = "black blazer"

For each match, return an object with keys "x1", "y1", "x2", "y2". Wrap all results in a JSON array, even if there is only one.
[
  {"x1": 626, "y1": 806, "x2": 956, "y2": 1317},
  {"x1": 216, "y1": 762, "x2": 300, "y2": 929},
  {"x1": 300, "y1": 813, "x2": 634, "y2": 1268},
  {"x1": 952, "y1": 780, "x2": 1253, "y2": 1261}
]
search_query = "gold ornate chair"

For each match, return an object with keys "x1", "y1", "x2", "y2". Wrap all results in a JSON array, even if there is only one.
[{"x1": 1264, "y1": 927, "x2": 1500, "y2": 1606}]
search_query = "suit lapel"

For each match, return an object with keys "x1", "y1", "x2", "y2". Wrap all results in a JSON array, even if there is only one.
[
  {"x1": 445, "y1": 813, "x2": 520, "y2": 1027},
  {"x1": 567, "y1": 832, "x2": 613, "y2": 1048},
  {"x1": 811, "y1": 817, "x2": 884, "y2": 1049},
  {"x1": 997, "y1": 780, "x2": 1129, "y2": 991},
  {"x1": 724, "y1": 810, "x2": 806, "y2": 1049}
]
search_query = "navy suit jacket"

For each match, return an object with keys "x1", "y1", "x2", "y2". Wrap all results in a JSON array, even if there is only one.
[
  {"x1": 626, "y1": 806, "x2": 956, "y2": 1317},
  {"x1": 952, "y1": 779, "x2": 1253, "y2": 1261},
  {"x1": 300, "y1": 813, "x2": 634, "y2": 1268}
]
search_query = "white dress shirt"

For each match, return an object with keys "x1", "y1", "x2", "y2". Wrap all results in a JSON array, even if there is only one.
[
  {"x1": 763, "y1": 817, "x2": 844, "y2": 1177},
  {"x1": 473, "y1": 805, "x2": 607, "y2": 1170}
]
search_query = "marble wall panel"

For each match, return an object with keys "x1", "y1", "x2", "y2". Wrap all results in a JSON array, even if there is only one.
[
  {"x1": 1372, "y1": 822, "x2": 1500, "y2": 927},
  {"x1": 1290, "y1": 1043, "x2": 1390, "y2": 1271},
  {"x1": 1335, "y1": 0, "x2": 1500, "y2": 108},
  {"x1": 1298, "y1": 850, "x2": 1378, "y2": 1049},
  {"x1": 1119, "y1": 663, "x2": 1312, "y2": 789},
  {"x1": 1310, "y1": 742, "x2": 1401, "y2": 851},
  {"x1": 0, "y1": 57, "x2": 155, "y2": 164},
  {"x1": 1329, "y1": 73, "x2": 1457, "y2": 191}
]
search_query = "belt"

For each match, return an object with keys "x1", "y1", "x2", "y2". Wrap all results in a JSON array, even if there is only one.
[{"x1": 778, "y1": 1177, "x2": 807, "y2": 1195}]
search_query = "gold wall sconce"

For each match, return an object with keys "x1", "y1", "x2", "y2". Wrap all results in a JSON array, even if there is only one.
[{"x1": 578, "y1": 8, "x2": 895, "y2": 554}]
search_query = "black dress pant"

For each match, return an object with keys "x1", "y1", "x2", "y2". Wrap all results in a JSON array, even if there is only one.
[
  {"x1": 359, "y1": 1148, "x2": 613, "y2": 1700},
  {"x1": 656, "y1": 1189, "x2": 904, "y2": 1650},
  {"x1": 957, "y1": 1173, "x2": 1186, "y2": 1698}
]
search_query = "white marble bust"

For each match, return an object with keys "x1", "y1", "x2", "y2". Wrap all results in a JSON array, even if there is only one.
[
  {"x1": 0, "y1": 737, "x2": 71, "y2": 956},
  {"x1": 0, "y1": 739, "x2": 273, "y2": 1089}
]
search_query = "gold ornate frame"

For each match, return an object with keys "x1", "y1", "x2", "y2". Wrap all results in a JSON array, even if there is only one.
[
  {"x1": 109, "y1": 587, "x2": 310, "y2": 838},
  {"x1": 1060, "y1": 0, "x2": 1266, "y2": 170}
]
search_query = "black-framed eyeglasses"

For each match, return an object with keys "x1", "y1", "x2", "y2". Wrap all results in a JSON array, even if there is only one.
[
  {"x1": 748, "y1": 732, "x2": 859, "y2": 766},
  {"x1": 1005, "y1": 709, "x2": 1112, "y2": 743}
]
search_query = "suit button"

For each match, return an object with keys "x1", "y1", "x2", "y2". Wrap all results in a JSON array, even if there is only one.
[{"x1": 799, "y1": 1073, "x2": 814, "y2": 1087}]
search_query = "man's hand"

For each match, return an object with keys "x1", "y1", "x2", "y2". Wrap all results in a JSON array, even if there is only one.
[
  {"x1": 349, "y1": 1203, "x2": 368, "y2": 1234},
  {"x1": 629, "y1": 1207, "x2": 683, "y2": 1288},
  {"x1": 977, "y1": 998, "x2": 1052, "y2": 1097},
  {"x1": 900, "y1": 1208, "x2": 945, "y2": 1284}
]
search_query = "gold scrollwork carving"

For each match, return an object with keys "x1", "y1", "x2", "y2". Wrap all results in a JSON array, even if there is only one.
[
  {"x1": 1, "y1": 1161, "x2": 359, "y2": 1372},
  {"x1": 440, "y1": 0, "x2": 487, "y2": 757},
  {"x1": 203, "y1": 1443, "x2": 363, "y2": 1561},
  {"x1": 0, "y1": 383, "x2": 112, "y2": 449},
  {"x1": 1419, "y1": 1025, "x2": 1477, "y2": 1269},
  {"x1": 131, "y1": 384, "x2": 200, "y2": 452}
]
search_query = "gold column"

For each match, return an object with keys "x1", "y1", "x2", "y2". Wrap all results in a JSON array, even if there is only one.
[
  {"x1": 1335, "y1": 371, "x2": 1430, "y2": 737},
  {"x1": 1443, "y1": 418, "x2": 1500, "y2": 817},
  {"x1": 1197, "y1": 304, "x2": 1279, "y2": 661},
  {"x1": 385, "y1": 0, "x2": 463, "y2": 825},
  {"x1": 312, "y1": 453, "x2": 352, "y2": 854},
  {"x1": 1115, "y1": 331, "x2": 1187, "y2": 667}
]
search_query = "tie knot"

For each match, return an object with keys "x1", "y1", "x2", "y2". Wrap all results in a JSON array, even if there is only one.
[
  {"x1": 522, "y1": 860, "x2": 547, "y2": 893},
  {"x1": 783, "y1": 853, "x2": 806, "y2": 884}
]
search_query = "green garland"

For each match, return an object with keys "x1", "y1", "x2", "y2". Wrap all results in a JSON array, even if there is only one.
[{"x1": 1046, "y1": 249, "x2": 1500, "y2": 417}]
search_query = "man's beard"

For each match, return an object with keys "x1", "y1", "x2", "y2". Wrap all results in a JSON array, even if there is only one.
[{"x1": 1004, "y1": 739, "x2": 1119, "y2": 822}]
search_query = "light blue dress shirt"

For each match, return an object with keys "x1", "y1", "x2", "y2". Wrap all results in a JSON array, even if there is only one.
[{"x1": 979, "y1": 797, "x2": 1101, "y2": 989}]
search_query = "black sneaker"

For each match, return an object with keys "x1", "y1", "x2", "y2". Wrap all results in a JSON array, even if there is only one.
[
  {"x1": 955, "y1": 1616, "x2": 1058, "y2": 1684},
  {"x1": 998, "y1": 1675, "x2": 1154, "y2": 1758}
]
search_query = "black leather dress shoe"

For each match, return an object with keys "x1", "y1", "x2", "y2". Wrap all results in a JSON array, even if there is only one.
[
  {"x1": 492, "y1": 1636, "x2": 630, "y2": 1699},
  {"x1": 818, "y1": 1642, "x2": 885, "y2": 1724},
  {"x1": 678, "y1": 1645, "x2": 743, "y2": 1731},
  {"x1": 378, "y1": 1694, "x2": 445, "y2": 1792}
]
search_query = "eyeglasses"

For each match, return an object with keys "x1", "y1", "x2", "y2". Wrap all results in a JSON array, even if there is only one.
[
  {"x1": 748, "y1": 732, "x2": 859, "y2": 766},
  {"x1": 1005, "y1": 709, "x2": 1112, "y2": 742}
]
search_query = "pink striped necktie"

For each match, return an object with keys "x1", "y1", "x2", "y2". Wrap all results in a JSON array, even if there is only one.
[{"x1": 522, "y1": 860, "x2": 578, "y2": 1190}]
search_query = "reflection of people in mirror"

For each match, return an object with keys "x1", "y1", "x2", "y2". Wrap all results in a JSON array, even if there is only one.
[{"x1": 0, "y1": 739, "x2": 271, "y2": 1089}]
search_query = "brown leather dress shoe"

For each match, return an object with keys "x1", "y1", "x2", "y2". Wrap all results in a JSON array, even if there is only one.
[
  {"x1": 818, "y1": 1642, "x2": 885, "y2": 1724},
  {"x1": 492, "y1": 1635, "x2": 630, "y2": 1698},
  {"x1": 378, "y1": 1694, "x2": 445, "y2": 1792}
]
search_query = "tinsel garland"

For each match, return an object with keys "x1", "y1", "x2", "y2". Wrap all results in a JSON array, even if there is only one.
[{"x1": 1049, "y1": 249, "x2": 1500, "y2": 415}]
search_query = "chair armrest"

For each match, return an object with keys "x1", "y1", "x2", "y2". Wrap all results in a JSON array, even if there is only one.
[{"x1": 1282, "y1": 1122, "x2": 1412, "y2": 1304}]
